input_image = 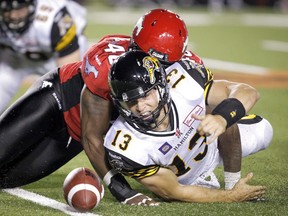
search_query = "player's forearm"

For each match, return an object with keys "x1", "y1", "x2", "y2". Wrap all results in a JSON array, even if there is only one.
[
  {"x1": 147, "y1": 182, "x2": 238, "y2": 203},
  {"x1": 178, "y1": 185, "x2": 238, "y2": 203},
  {"x1": 82, "y1": 135, "x2": 109, "y2": 179},
  {"x1": 80, "y1": 87, "x2": 142, "y2": 203},
  {"x1": 142, "y1": 168, "x2": 265, "y2": 203},
  {"x1": 80, "y1": 87, "x2": 111, "y2": 178},
  {"x1": 148, "y1": 183, "x2": 239, "y2": 203},
  {"x1": 227, "y1": 83, "x2": 260, "y2": 113}
]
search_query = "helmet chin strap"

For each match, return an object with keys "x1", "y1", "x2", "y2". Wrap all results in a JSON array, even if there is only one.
[
  {"x1": 141, "y1": 87, "x2": 164, "y2": 126},
  {"x1": 140, "y1": 99, "x2": 171, "y2": 132}
]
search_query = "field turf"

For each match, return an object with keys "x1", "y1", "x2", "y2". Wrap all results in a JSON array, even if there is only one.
[{"x1": 1, "y1": 3, "x2": 287, "y2": 216}]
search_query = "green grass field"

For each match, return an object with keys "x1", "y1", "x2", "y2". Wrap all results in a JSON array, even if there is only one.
[{"x1": 0, "y1": 3, "x2": 287, "y2": 216}]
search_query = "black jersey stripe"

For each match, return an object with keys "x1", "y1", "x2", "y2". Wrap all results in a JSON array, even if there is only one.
[
  {"x1": 238, "y1": 114, "x2": 263, "y2": 124},
  {"x1": 60, "y1": 72, "x2": 84, "y2": 112}
]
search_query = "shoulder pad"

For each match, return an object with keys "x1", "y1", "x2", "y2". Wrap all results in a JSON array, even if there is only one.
[
  {"x1": 178, "y1": 59, "x2": 214, "y2": 88},
  {"x1": 81, "y1": 35, "x2": 131, "y2": 100},
  {"x1": 182, "y1": 50, "x2": 204, "y2": 65}
]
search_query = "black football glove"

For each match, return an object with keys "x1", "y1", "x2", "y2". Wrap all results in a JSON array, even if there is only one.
[{"x1": 108, "y1": 172, "x2": 159, "y2": 206}]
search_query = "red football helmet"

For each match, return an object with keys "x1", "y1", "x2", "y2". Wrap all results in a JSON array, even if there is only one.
[{"x1": 132, "y1": 9, "x2": 188, "y2": 63}]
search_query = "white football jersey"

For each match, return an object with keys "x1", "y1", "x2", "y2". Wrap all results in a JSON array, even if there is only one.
[
  {"x1": 0, "y1": 0, "x2": 86, "y2": 72},
  {"x1": 104, "y1": 60, "x2": 219, "y2": 185}
]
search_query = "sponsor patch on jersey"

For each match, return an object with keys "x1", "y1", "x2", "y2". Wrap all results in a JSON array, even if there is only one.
[
  {"x1": 133, "y1": 16, "x2": 143, "y2": 36},
  {"x1": 108, "y1": 152, "x2": 124, "y2": 172},
  {"x1": 183, "y1": 105, "x2": 203, "y2": 127},
  {"x1": 158, "y1": 142, "x2": 172, "y2": 155}
]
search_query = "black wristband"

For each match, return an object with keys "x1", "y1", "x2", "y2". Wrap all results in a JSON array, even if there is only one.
[
  {"x1": 212, "y1": 98, "x2": 246, "y2": 128},
  {"x1": 108, "y1": 173, "x2": 138, "y2": 202}
]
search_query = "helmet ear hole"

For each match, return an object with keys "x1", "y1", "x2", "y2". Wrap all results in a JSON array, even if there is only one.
[{"x1": 132, "y1": 9, "x2": 188, "y2": 63}]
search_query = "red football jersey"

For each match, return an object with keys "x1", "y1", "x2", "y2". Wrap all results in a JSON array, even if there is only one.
[
  {"x1": 58, "y1": 34, "x2": 205, "y2": 141},
  {"x1": 59, "y1": 61, "x2": 83, "y2": 141},
  {"x1": 81, "y1": 34, "x2": 204, "y2": 100},
  {"x1": 81, "y1": 35, "x2": 132, "y2": 100}
]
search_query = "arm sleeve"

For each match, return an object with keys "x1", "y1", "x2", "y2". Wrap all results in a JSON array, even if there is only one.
[
  {"x1": 50, "y1": 7, "x2": 79, "y2": 57},
  {"x1": 105, "y1": 148, "x2": 160, "y2": 180}
]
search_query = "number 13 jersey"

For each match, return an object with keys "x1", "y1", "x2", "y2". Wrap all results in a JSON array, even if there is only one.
[{"x1": 104, "y1": 60, "x2": 219, "y2": 185}]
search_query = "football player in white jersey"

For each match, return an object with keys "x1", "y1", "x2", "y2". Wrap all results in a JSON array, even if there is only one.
[
  {"x1": 80, "y1": 9, "x2": 273, "y2": 205},
  {"x1": 104, "y1": 50, "x2": 273, "y2": 202},
  {"x1": 0, "y1": 0, "x2": 87, "y2": 114}
]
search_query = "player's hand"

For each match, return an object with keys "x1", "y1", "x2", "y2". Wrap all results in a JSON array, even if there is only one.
[
  {"x1": 231, "y1": 172, "x2": 266, "y2": 202},
  {"x1": 192, "y1": 114, "x2": 227, "y2": 144},
  {"x1": 122, "y1": 193, "x2": 160, "y2": 206}
]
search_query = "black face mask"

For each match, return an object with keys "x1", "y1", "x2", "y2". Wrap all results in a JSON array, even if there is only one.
[{"x1": 0, "y1": 3, "x2": 35, "y2": 35}]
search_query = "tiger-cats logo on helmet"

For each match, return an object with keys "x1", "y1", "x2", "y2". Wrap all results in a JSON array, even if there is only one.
[{"x1": 142, "y1": 56, "x2": 159, "y2": 84}]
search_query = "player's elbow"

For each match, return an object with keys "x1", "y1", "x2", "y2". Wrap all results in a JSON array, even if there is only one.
[
  {"x1": 82, "y1": 134, "x2": 104, "y2": 156},
  {"x1": 244, "y1": 83, "x2": 260, "y2": 102},
  {"x1": 237, "y1": 83, "x2": 260, "y2": 112},
  {"x1": 252, "y1": 86, "x2": 260, "y2": 102}
]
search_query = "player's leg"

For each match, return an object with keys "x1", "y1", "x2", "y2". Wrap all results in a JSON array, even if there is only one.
[
  {"x1": 218, "y1": 124, "x2": 242, "y2": 172},
  {"x1": 217, "y1": 124, "x2": 242, "y2": 189},
  {"x1": 238, "y1": 115, "x2": 273, "y2": 157},
  {"x1": 0, "y1": 136, "x2": 82, "y2": 188},
  {"x1": 0, "y1": 71, "x2": 60, "y2": 166},
  {"x1": 0, "y1": 69, "x2": 82, "y2": 187}
]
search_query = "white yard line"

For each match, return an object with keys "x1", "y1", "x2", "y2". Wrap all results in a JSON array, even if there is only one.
[
  {"x1": 262, "y1": 40, "x2": 288, "y2": 53},
  {"x1": 87, "y1": 11, "x2": 287, "y2": 75},
  {"x1": 202, "y1": 58, "x2": 269, "y2": 75},
  {"x1": 2, "y1": 188, "x2": 101, "y2": 216},
  {"x1": 242, "y1": 14, "x2": 288, "y2": 28}
]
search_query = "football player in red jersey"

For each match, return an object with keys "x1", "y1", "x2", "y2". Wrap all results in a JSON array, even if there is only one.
[
  {"x1": 0, "y1": 9, "x2": 272, "y2": 205},
  {"x1": 0, "y1": 37, "x2": 159, "y2": 205}
]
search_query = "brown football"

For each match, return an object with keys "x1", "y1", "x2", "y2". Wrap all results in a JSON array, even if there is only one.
[{"x1": 63, "y1": 167, "x2": 104, "y2": 212}]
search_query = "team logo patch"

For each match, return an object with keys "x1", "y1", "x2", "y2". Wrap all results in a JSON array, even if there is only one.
[
  {"x1": 183, "y1": 105, "x2": 203, "y2": 127},
  {"x1": 142, "y1": 56, "x2": 159, "y2": 84},
  {"x1": 57, "y1": 13, "x2": 73, "y2": 36},
  {"x1": 84, "y1": 55, "x2": 99, "y2": 78},
  {"x1": 133, "y1": 16, "x2": 144, "y2": 36},
  {"x1": 41, "y1": 81, "x2": 52, "y2": 88},
  {"x1": 158, "y1": 142, "x2": 172, "y2": 155}
]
